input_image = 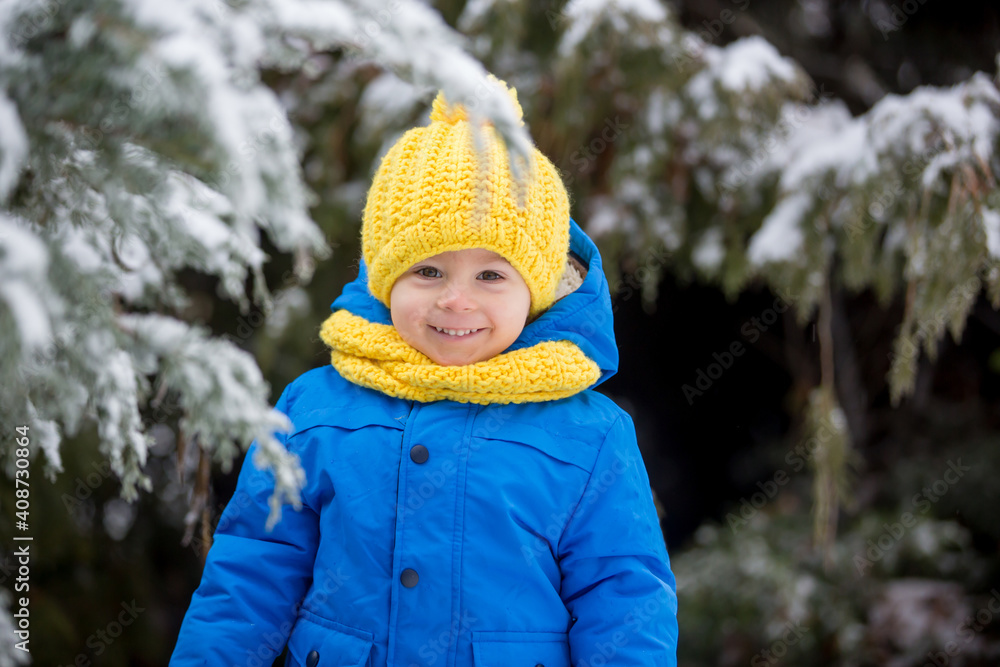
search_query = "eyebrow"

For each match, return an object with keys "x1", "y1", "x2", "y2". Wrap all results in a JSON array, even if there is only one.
[
  {"x1": 479, "y1": 255, "x2": 512, "y2": 266},
  {"x1": 412, "y1": 255, "x2": 512, "y2": 269}
]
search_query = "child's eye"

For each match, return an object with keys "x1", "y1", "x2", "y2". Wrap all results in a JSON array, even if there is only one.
[
  {"x1": 479, "y1": 270, "x2": 503, "y2": 281},
  {"x1": 416, "y1": 267, "x2": 441, "y2": 278}
]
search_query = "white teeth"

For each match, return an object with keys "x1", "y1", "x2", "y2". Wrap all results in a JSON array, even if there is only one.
[{"x1": 433, "y1": 326, "x2": 481, "y2": 337}]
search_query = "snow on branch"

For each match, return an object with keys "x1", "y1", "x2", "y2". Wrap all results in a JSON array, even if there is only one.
[
  {"x1": 701, "y1": 64, "x2": 1000, "y2": 400},
  {"x1": 0, "y1": 90, "x2": 27, "y2": 202},
  {"x1": 0, "y1": 213, "x2": 51, "y2": 357},
  {"x1": 744, "y1": 73, "x2": 1000, "y2": 319},
  {"x1": 120, "y1": 313, "x2": 299, "y2": 526},
  {"x1": 558, "y1": 0, "x2": 670, "y2": 55},
  {"x1": 339, "y1": 0, "x2": 534, "y2": 176},
  {"x1": 553, "y1": 13, "x2": 999, "y2": 407},
  {"x1": 0, "y1": 0, "x2": 532, "y2": 533}
]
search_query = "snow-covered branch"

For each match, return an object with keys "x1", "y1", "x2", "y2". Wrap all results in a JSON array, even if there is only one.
[{"x1": 0, "y1": 0, "x2": 531, "y2": 542}]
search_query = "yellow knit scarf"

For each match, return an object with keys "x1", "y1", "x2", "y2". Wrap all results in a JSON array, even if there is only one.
[{"x1": 319, "y1": 310, "x2": 601, "y2": 404}]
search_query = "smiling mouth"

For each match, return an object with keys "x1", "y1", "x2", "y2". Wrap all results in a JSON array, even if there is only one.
[{"x1": 431, "y1": 326, "x2": 485, "y2": 337}]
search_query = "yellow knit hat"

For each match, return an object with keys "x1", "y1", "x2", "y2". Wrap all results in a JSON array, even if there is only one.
[{"x1": 361, "y1": 79, "x2": 571, "y2": 318}]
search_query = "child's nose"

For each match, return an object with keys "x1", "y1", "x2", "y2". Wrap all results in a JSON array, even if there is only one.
[{"x1": 437, "y1": 281, "x2": 475, "y2": 310}]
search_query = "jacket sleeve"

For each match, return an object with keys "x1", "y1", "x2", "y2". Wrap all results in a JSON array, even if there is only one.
[
  {"x1": 170, "y1": 385, "x2": 320, "y2": 666},
  {"x1": 557, "y1": 412, "x2": 679, "y2": 667}
]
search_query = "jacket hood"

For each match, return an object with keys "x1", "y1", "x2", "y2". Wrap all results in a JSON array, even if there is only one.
[{"x1": 330, "y1": 218, "x2": 619, "y2": 387}]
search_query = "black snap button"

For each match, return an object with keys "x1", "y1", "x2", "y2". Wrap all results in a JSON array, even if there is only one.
[
  {"x1": 535, "y1": 664, "x2": 544, "y2": 667},
  {"x1": 400, "y1": 568, "x2": 419, "y2": 587},
  {"x1": 410, "y1": 444, "x2": 429, "y2": 464},
  {"x1": 306, "y1": 649, "x2": 320, "y2": 667}
]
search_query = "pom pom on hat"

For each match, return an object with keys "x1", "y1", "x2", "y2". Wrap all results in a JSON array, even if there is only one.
[
  {"x1": 428, "y1": 79, "x2": 525, "y2": 127},
  {"x1": 361, "y1": 77, "x2": 570, "y2": 319}
]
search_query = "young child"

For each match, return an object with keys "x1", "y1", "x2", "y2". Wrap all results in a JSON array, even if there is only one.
[{"x1": 170, "y1": 80, "x2": 678, "y2": 667}]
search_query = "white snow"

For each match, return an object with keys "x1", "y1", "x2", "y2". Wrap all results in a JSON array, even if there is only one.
[
  {"x1": 983, "y1": 208, "x2": 1000, "y2": 258},
  {"x1": 683, "y1": 38, "x2": 802, "y2": 126},
  {"x1": 25, "y1": 398, "x2": 62, "y2": 476},
  {"x1": 778, "y1": 105, "x2": 871, "y2": 191},
  {"x1": 0, "y1": 214, "x2": 52, "y2": 350},
  {"x1": 693, "y1": 227, "x2": 725, "y2": 272},
  {"x1": 850, "y1": 72, "x2": 1000, "y2": 192},
  {"x1": 685, "y1": 66, "x2": 720, "y2": 120},
  {"x1": 47, "y1": 194, "x2": 160, "y2": 304},
  {"x1": 0, "y1": 91, "x2": 27, "y2": 202},
  {"x1": 586, "y1": 196, "x2": 623, "y2": 237},
  {"x1": 0, "y1": 281, "x2": 51, "y2": 352},
  {"x1": 702, "y1": 37, "x2": 800, "y2": 94},
  {"x1": 644, "y1": 87, "x2": 676, "y2": 135},
  {"x1": 118, "y1": 0, "x2": 325, "y2": 260},
  {"x1": 93, "y1": 349, "x2": 150, "y2": 479},
  {"x1": 0, "y1": 590, "x2": 30, "y2": 666},
  {"x1": 718, "y1": 37, "x2": 799, "y2": 91},
  {"x1": 559, "y1": 0, "x2": 668, "y2": 55},
  {"x1": 164, "y1": 170, "x2": 266, "y2": 300},
  {"x1": 747, "y1": 192, "x2": 810, "y2": 265},
  {"x1": 360, "y1": 72, "x2": 424, "y2": 120},
  {"x1": 357, "y1": 72, "x2": 427, "y2": 142},
  {"x1": 869, "y1": 73, "x2": 1000, "y2": 163},
  {"x1": 103, "y1": 497, "x2": 138, "y2": 540},
  {"x1": 457, "y1": 0, "x2": 506, "y2": 30},
  {"x1": 322, "y1": 1, "x2": 535, "y2": 181},
  {"x1": 882, "y1": 220, "x2": 907, "y2": 252},
  {"x1": 55, "y1": 225, "x2": 104, "y2": 273},
  {"x1": 119, "y1": 311, "x2": 299, "y2": 524},
  {"x1": 266, "y1": 0, "x2": 355, "y2": 53},
  {"x1": 265, "y1": 286, "x2": 310, "y2": 337}
]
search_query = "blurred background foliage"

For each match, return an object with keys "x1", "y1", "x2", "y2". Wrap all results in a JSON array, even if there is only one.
[{"x1": 2, "y1": 0, "x2": 1000, "y2": 665}]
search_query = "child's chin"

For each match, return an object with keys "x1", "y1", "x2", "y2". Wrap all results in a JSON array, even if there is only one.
[
  {"x1": 430, "y1": 353, "x2": 482, "y2": 366},
  {"x1": 425, "y1": 345, "x2": 491, "y2": 366},
  {"x1": 422, "y1": 334, "x2": 494, "y2": 366}
]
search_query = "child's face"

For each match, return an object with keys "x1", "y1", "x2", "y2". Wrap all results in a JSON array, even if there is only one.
[{"x1": 389, "y1": 248, "x2": 531, "y2": 366}]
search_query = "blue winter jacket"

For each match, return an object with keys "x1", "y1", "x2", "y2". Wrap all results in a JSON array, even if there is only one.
[{"x1": 170, "y1": 220, "x2": 678, "y2": 667}]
